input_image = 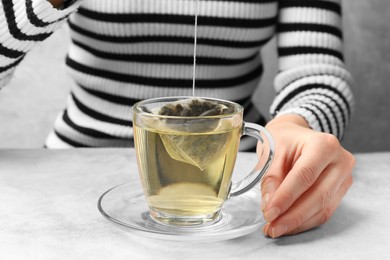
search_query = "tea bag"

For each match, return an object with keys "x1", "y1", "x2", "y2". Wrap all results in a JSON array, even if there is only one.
[{"x1": 154, "y1": 98, "x2": 234, "y2": 170}]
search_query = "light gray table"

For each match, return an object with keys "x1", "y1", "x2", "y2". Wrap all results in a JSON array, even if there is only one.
[{"x1": 0, "y1": 149, "x2": 389, "y2": 259}]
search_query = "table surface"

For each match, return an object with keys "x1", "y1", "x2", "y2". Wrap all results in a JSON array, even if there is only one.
[{"x1": 0, "y1": 149, "x2": 389, "y2": 259}]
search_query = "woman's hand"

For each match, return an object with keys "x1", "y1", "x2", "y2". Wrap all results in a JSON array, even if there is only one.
[
  {"x1": 260, "y1": 114, "x2": 355, "y2": 238},
  {"x1": 48, "y1": 0, "x2": 65, "y2": 9}
]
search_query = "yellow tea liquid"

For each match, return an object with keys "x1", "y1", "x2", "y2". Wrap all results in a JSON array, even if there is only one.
[{"x1": 134, "y1": 124, "x2": 241, "y2": 224}]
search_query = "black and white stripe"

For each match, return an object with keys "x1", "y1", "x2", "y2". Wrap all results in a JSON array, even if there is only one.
[{"x1": 271, "y1": 0, "x2": 354, "y2": 139}]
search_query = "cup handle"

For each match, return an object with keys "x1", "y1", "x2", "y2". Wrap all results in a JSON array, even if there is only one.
[{"x1": 229, "y1": 122, "x2": 275, "y2": 197}]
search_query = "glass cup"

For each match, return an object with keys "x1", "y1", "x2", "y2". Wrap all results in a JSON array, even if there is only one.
[{"x1": 132, "y1": 96, "x2": 274, "y2": 226}]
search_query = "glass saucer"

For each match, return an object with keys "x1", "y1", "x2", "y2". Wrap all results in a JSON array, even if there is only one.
[{"x1": 98, "y1": 181, "x2": 265, "y2": 242}]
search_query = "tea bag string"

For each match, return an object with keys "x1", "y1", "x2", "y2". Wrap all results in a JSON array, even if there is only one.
[{"x1": 192, "y1": 0, "x2": 199, "y2": 97}]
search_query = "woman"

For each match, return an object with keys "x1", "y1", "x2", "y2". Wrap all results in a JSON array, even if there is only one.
[{"x1": 0, "y1": 0, "x2": 355, "y2": 238}]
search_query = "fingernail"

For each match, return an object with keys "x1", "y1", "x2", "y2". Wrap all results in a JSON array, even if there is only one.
[
  {"x1": 271, "y1": 225, "x2": 288, "y2": 238},
  {"x1": 261, "y1": 193, "x2": 270, "y2": 211},
  {"x1": 265, "y1": 207, "x2": 280, "y2": 223},
  {"x1": 262, "y1": 223, "x2": 270, "y2": 236}
]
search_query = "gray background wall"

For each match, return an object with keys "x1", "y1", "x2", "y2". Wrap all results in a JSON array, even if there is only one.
[{"x1": 0, "y1": 0, "x2": 389, "y2": 152}]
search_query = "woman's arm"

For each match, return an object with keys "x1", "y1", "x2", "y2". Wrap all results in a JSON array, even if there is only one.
[
  {"x1": 260, "y1": 0, "x2": 355, "y2": 238},
  {"x1": 270, "y1": 0, "x2": 354, "y2": 139},
  {"x1": 0, "y1": 0, "x2": 81, "y2": 88}
]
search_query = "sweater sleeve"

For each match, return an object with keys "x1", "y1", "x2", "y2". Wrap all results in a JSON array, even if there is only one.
[
  {"x1": 269, "y1": 0, "x2": 354, "y2": 139},
  {"x1": 0, "y1": 0, "x2": 82, "y2": 88}
]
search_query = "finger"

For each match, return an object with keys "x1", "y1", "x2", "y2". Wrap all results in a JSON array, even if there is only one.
[
  {"x1": 266, "y1": 168, "x2": 353, "y2": 238},
  {"x1": 260, "y1": 147, "x2": 286, "y2": 211},
  {"x1": 264, "y1": 136, "x2": 339, "y2": 223},
  {"x1": 262, "y1": 223, "x2": 271, "y2": 237},
  {"x1": 263, "y1": 155, "x2": 330, "y2": 223},
  {"x1": 284, "y1": 175, "x2": 353, "y2": 236}
]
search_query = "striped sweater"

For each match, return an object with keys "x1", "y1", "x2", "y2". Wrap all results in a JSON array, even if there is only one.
[{"x1": 0, "y1": 0, "x2": 354, "y2": 148}]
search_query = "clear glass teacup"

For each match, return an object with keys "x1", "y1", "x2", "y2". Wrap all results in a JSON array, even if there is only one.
[{"x1": 132, "y1": 96, "x2": 274, "y2": 226}]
